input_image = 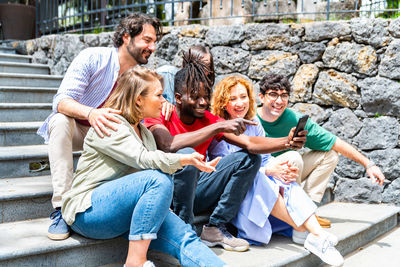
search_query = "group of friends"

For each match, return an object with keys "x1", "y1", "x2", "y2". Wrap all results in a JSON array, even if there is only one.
[{"x1": 37, "y1": 13, "x2": 386, "y2": 267}]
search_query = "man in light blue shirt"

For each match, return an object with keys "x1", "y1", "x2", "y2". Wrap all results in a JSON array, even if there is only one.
[{"x1": 38, "y1": 13, "x2": 162, "y2": 240}]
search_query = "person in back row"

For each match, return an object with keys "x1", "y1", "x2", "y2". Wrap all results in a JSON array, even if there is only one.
[
  {"x1": 37, "y1": 13, "x2": 163, "y2": 240},
  {"x1": 144, "y1": 52, "x2": 307, "y2": 252},
  {"x1": 208, "y1": 76, "x2": 344, "y2": 266},
  {"x1": 157, "y1": 45, "x2": 214, "y2": 105},
  {"x1": 256, "y1": 73, "x2": 386, "y2": 227},
  {"x1": 61, "y1": 66, "x2": 227, "y2": 267}
]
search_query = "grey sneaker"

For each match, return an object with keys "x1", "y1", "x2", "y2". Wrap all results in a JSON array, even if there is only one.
[
  {"x1": 200, "y1": 224, "x2": 249, "y2": 252},
  {"x1": 48, "y1": 209, "x2": 70, "y2": 240},
  {"x1": 304, "y1": 233, "x2": 344, "y2": 266}
]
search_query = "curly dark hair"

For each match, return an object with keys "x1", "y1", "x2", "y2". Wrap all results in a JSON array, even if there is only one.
[
  {"x1": 113, "y1": 13, "x2": 162, "y2": 48},
  {"x1": 259, "y1": 73, "x2": 291, "y2": 95}
]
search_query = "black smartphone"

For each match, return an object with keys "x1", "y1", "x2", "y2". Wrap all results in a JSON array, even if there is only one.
[{"x1": 291, "y1": 114, "x2": 309, "y2": 141}]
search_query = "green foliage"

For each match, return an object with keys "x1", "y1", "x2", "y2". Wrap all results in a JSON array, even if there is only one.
[
  {"x1": 378, "y1": 0, "x2": 400, "y2": 19},
  {"x1": 374, "y1": 112, "x2": 384, "y2": 118}
]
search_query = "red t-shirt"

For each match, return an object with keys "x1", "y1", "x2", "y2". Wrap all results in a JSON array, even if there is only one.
[{"x1": 144, "y1": 110, "x2": 224, "y2": 157}]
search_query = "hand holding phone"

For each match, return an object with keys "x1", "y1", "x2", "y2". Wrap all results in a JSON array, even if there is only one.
[{"x1": 291, "y1": 115, "x2": 309, "y2": 141}]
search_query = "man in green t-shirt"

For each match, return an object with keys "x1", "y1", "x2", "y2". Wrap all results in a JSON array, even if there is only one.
[{"x1": 256, "y1": 73, "x2": 385, "y2": 228}]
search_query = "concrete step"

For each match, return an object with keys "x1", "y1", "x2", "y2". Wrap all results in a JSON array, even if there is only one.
[
  {"x1": 211, "y1": 202, "x2": 400, "y2": 267},
  {"x1": 0, "y1": 62, "x2": 49, "y2": 75},
  {"x1": 0, "y1": 46, "x2": 16, "y2": 54},
  {"x1": 343, "y1": 225, "x2": 400, "y2": 267},
  {"x1": 0, "y1": 175, "x2": 52, "y2": 223},
  {"x1": 0, "y1": 86, "x2": 57, "y2": 103},
  {"x1": 0, "y1": 121, "x2": 44, "y2": 146},
  {"x1": 0, "y1": 53, "x2": 31, "y2": 63},
  {"x1": 0, "y1": 73, "x2": 62, "y2": 87},
  {"x1": 0, "y1": 144, "x2": 81, "y2": 179},
  {"x1": 0, "y1": 218, "x2": 129, "y2": 267},
  {"x1": 22, "y1": 203, "x2": 397, "y2": 267},
  {"x1": 0, "y1": 103, "x2": 52, "y2": 122}
]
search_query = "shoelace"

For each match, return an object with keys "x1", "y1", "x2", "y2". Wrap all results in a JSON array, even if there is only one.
[
  {"x1": 49, "y1": 210, "x2": 62, "y2": 226},
  {"x1": 321, "y1": 237, "x2": 331, "y2": 254},
  {"x1": 218, "y1": 224, "x2": 234, "y2": 239}
]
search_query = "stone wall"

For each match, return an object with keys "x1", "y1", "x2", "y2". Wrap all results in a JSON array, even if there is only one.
[{"x1": 17, "y1": 18, "x2": 400, "y2": 206}]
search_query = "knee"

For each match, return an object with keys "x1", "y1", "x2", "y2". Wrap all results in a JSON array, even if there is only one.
[
  {"x1": 176, "y1": 147, "x2": 196, "y2": 155},
  {"x1": 243, "y1": 152, "x2": 262, "y2": 170},
  {"x1": 326, "y1": 149, "x2": 339, "y2": 165},
  {"x1": 150, "y1": 171, "x2": 174, "y2": 198},
  {"x1": 174, "y1": 164, "x2": 199, "y2": 186},
  {"x1": 49, "y1": 113, "x2": 75, "y2": 133},
  {"x1": 285, "y1": 151, "x2": 304, "y2": 169},
  {"x1": 232, "y1": 151, "x2": 261, "y2": 181}
]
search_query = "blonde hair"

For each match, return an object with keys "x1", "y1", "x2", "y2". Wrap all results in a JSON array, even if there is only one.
[
  {"x1": 211, "y1": 76, "x2": 256, "y2": 120},
  {"x1": 104, "y1": 66, "x2": 163, "y2": 124}
]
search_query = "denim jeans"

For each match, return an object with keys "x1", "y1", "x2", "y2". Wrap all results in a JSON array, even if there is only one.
[
  {"x1": 71, "y1": 170, "x2": 225, "y2": 267},
  {"x1": 173, "y1": 148, "x2": 261, "y2": 226}
]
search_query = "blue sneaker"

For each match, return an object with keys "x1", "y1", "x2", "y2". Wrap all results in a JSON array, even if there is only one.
[{"x1": 48, "y1": 209, "x2": 70, "y2": 240}]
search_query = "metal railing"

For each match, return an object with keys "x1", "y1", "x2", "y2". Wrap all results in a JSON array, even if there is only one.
[{"x1": 35, "y1": 0, "x2": 400, "y2": 37}]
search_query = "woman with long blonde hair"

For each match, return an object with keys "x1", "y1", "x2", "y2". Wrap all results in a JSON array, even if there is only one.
[{"x1": 62, "y1": 66, "x2": 225, "y2": 267}]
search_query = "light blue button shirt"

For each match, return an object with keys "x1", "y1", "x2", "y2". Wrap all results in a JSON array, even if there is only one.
[{"x1": 37, "y1": 47, "x2": 120, "y2": 143}]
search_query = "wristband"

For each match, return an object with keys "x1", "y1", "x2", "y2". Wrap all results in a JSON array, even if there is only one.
[
  {"x1": 87, "y1": 108, "x2": 95, "y2": 120},
  {"x1": 366, "y1": 161, "x2": 376, "y2": 169}
]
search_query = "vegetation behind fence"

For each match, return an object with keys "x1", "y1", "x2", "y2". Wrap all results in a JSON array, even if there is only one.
[{"x1": 36, "y1": 0, "x2": 400, "y2": 37}]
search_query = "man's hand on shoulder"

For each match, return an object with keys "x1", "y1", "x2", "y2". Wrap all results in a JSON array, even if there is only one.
[
  {"x1": 217, "y1": 118, "x2": 258, "y2": 136},
  {"x1": 286, "y1": 127, "x2": 307, "y2": 149},
  {"x1": 88, "y1": 108, "x2": 122, "y2": 138}
]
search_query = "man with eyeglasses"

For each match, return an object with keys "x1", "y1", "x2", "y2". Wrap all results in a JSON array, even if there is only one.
[{"x1": 256, "y1": 73, "x2": 385, "y2": 229}]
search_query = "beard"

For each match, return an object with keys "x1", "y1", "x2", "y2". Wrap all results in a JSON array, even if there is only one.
[{"x1": 126, "y1": 40, "x2": 152, "y2": 65}]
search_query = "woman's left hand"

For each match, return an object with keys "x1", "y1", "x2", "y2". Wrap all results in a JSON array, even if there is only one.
[{"x1": 180, "y1": 153, "x2": 221, "y2": 173}]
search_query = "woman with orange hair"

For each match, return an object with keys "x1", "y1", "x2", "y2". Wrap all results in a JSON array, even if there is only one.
[{"x1": 209, "y1": 76, "x2": 344, "y2": 266}]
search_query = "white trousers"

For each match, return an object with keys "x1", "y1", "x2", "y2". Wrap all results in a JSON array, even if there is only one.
[{"x1": 48, "y1": 113, "x2": 90, "y2": 208}]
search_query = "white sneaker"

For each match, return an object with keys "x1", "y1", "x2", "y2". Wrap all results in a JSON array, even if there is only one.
[
  {"x1": 321, "y1": 230, "x2": 338, "y2": 246},
  {"x1": 293, "y1": 229, "x2": 338, "y2": 246},
  {"x1": 304, "y1": 233, "x2": 344, "y2": 266}
]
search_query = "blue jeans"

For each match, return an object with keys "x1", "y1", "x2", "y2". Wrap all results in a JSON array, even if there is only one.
[
  {"x1": 173, "y1": 148, "x2": 261, "y2": 225},
  {"x1": 71, "y1": 170, "x2": 225, "y2": 267}
]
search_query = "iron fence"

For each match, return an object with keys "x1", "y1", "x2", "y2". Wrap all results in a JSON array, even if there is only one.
[{"x1": 36, "y1": 0, "x2": 400, "y2": 37}]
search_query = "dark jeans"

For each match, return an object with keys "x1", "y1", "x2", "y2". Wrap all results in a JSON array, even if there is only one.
[{"x1": 173, "y1": 147, "x2": 261, "y2": 226}]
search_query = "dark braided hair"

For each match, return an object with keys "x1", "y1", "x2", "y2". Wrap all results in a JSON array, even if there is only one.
[
  {"x1": 175, "y1": 51, "x2": 211, "y2": 100},
  {"x1": 182, "y1": 45, "x2": 215, "y2": 87},
  {"x1": 113, "y1": 13, "x2": 162, "y2": 48},
  {"x1": 259, "y1": 73, "x2": 291, "y2": 95}
]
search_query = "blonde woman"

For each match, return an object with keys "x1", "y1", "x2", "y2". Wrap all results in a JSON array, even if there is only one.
[
  {"x1": 61, "y1": 67, "x2": 225, "y2": 267},
  {"x1": 209, "y1": 76, "x2": 344, "y2": 266}
]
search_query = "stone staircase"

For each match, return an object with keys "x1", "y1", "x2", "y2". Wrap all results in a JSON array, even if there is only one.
[{"x1": 0, "y1": 43, "x2": 399, "y2": 267}]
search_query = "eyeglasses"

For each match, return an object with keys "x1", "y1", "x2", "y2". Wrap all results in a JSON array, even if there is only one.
[{"x1": 266, "y1": 92, "x2": 289, "y2": 101}]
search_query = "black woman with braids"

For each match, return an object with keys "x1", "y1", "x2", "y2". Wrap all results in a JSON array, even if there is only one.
[{"x1": 144, "y1": 50, "x2": 307, "y2": 253}]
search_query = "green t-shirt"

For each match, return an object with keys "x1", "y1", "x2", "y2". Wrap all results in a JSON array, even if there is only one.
[{"x1": 257, "y1": 108, "x2": 337, "y2": 157}]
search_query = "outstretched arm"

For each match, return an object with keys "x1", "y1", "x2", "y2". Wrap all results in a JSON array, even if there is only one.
[
  {"x1": 221, "y1": 127, "x2": 307, "y2": 154},
  {"x1": 331, "y1": 138, "x2": 385, "y2": 185},
  {"x1": 148, "y1": 118, "x2": 257, "y2": 153}
]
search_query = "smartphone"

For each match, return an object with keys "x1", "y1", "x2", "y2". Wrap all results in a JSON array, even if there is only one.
[{"x1": 291, "y1": 114, "x2": 309, "y2": 141}]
